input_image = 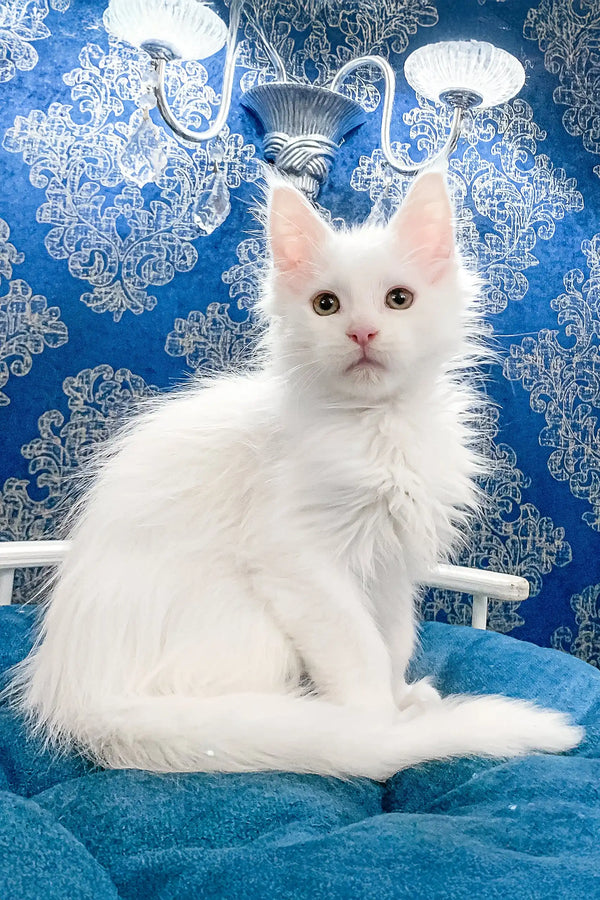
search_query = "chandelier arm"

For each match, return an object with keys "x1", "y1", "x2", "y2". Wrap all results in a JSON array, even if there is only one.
[
  {"x1": 152, "y1": 0, "x2": 244, "y2": 144},
  {"x1": 331, "y1": 54, "x2": 464, "y2": 175},
  {"x1": 248, "y1": 18, "x2": 287, "y2": 83}
]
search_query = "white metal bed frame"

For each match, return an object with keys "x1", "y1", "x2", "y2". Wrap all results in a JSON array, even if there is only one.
[{"x1": 0, "y1": 541, "x2": 529, "y2": 630}]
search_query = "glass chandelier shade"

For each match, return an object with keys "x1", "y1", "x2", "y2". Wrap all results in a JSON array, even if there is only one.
[
  {"x1": 103, "y1": 0, "x2": 228, "y2": 61},
  {"x1": 404, "y1": 40, "x2": 526, "y2": 109}
]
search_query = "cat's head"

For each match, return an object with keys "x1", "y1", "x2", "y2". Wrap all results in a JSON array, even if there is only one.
[{"x1": 263, "y1": 172, "x2": 475, "y2": 404}]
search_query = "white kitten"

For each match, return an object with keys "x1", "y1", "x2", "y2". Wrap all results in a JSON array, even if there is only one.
[{"x1": 10, "y1": 174, "x2": 582, "y2": 779}]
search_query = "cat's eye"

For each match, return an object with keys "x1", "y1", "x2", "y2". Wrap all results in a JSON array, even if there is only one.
[
  {"x1": 385, "y1": 287, "x2": 414, "y2": 310},
  {"x1": 312, "y1": 292, "x2": 340, "y2": 316}
]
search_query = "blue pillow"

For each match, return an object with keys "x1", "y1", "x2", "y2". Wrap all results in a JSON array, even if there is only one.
[{"x1": 1, "y1": 605, "x2": 599, "y2": 899}]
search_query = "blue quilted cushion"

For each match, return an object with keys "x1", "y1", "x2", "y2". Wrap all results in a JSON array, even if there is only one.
[{"x1": 1, "y1": 605, "x2": 599, "y2": 900}]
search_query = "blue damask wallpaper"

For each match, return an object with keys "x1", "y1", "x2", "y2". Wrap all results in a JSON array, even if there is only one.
[{"x1": 0, "y1": 0, "x2": 599, "y2": 666}]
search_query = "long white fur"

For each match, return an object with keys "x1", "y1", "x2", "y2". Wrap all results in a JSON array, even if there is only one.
[{"x1": 8, "y1": 173, "x2": 583, "y2": 779}]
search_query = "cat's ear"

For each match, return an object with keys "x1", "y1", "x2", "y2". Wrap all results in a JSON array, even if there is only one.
[
  {"x1": 389, "y1": 172, "x2": 455, "y2": 284},
  {"x1": 268, "y1": 183, "x2": 331, "y2": 280}
]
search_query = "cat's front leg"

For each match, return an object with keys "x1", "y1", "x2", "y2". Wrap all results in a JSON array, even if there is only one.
[
  {"x1": 374, "y1": 565, "x2": 442, "y2": 712},
  {"x1": 260, "y1": 557, "x2": 398, "y2": 720}
]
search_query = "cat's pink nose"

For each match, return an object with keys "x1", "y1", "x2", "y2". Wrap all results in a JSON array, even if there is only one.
[{"x1": 347, "y1": 327, "x2": 379, "y2": 348}]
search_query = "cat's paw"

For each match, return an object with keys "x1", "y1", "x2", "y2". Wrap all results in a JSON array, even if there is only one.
[
  {"x1": 394, "y1": 677, "x2": 442, "y2": 713},
  {"x1": 332, "y1": 688, "x2": 399, "y2": 724}
]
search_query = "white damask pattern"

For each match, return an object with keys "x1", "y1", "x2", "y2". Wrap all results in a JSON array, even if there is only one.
[
  {"x1": 165, "y1": 303, "x2": 261, "y2": 372},
  {"x1": 418, "y1": 407, "x2": 572, "y2": 633},
  {"x1": 524, "y1": 0, "x2": 600, "y2": 172},
  {"x1": 165, "y1": 235, "x2": 267, "y2": 372},
  {"x1": 0, "y1": 217, "x2": 68, "y2": 405},
  {"x1": 221, "y1": 237, "x2": 265, "y2": 310},
  {"x1": 239, "y1": 0, "x2": 438, "y2": 109},
  {"x1": 0, "y1": 364, "x2": 155, "y2": 601},
  {"x1": 352, "y1": 98, "x2": 583, "y2": 314},
  {"x1": 0, "y1": 217, "x2": 23, "y2": 276},
  {"x1": 552, "y1": 583, "x2": 600, "y2": 669},
  {"x1": 3, "y1": 39, "x2": 262, "y2": 321},
  {"x1": 504, "y1": 232, "x2": 600, "y2": 531},
  {"x1": 0, "y1": 0, "x2": 69, "y2": 83}
]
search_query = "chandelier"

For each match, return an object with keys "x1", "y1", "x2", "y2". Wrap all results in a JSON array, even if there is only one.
[{"x1": 104, "y1": 0, "x2": 526, "y2": 199}]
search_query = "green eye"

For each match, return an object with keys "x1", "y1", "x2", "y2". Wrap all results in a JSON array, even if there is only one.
[
  {"x1": 386, "y1": 287, "x2": 414, "y2": 310},
  {"x1": 312, "y1": 292, "x2": 340, "y2": 316}
]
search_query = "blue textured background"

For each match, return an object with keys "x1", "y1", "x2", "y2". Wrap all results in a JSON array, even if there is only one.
[{"x1": 0, "y1": 0, "x2": 598, "y2": 665}]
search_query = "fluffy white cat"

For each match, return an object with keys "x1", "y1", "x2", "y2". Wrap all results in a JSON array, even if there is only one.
[{"x1": 10, "y1": 173, "x2": 582, "y2": 780}]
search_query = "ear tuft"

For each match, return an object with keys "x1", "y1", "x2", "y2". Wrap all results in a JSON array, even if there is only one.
[
  {"x1": 268, "y1": 183, "x2": 331, "y2": 280},
  {"x1": 389, "y1": 172, "x2": 456, "y2": 284}
]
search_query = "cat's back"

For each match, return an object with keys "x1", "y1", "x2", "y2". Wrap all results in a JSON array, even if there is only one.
[{"x1": 77, "y1": 372, "x2": 279, "y2": 533}]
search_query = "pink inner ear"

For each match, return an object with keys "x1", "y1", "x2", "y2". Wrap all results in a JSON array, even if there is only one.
[
  {"x1": 390, "y1": 175, "x2": 456, "y2": 284},
  {"x1": 269, "y1": 185, "x2": 330, "y2": 280},
  {"x1": 280, "y1": 235, "x2": 309, "y2": 270},
  {"x1": 417, "y1": 213, "x2": 454, "y2": 283}
]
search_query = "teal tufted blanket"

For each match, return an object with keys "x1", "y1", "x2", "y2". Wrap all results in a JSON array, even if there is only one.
[{"x1": 1, "y1": 605, "x2": 599, "y2": 900}]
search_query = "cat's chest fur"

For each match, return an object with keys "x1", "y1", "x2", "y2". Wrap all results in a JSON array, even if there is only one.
[{"x1": 278, "y1": 400, "x2": 468, "y2": 579}]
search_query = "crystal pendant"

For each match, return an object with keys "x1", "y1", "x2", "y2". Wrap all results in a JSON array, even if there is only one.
[
  {"x1": 136, "y1": 87, "x2": 157, "y2": 111},
  {"x1": 119, "y1": 113, "x2": 168, "y2": 187},
  {"x1": 367, "y1": 187, "x2": 398, "y2": 227},
  {"x1": 192, "y1": 172, "x2": 231, "y2": 235},
  {"x1": 366, "y1": 170, "x2": 400, "y2": 227}
]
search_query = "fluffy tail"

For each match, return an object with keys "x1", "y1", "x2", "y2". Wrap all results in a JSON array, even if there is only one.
[{"x1": 46, "y1": 692, "x2": 583, "y2": 780}]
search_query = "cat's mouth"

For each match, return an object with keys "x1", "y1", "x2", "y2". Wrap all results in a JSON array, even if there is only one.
[{"x1": 345, "y1": 353, "x2": 385, "y2": 374}]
